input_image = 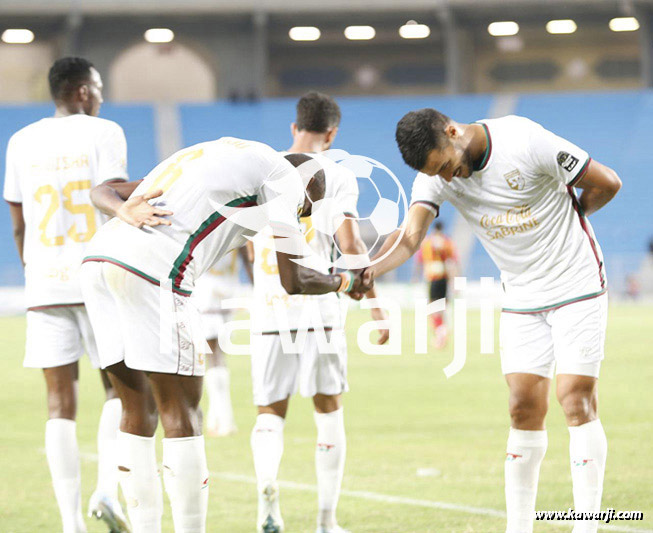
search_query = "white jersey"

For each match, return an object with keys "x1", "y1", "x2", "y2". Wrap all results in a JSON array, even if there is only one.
[
  {"x1": 3, "y1": 115, "x2": 128, "y2": 310},
  {"x1": 251, "y1": 152, "x2": 359, "y2": 333},
  {"x1": 84, "y1": 137, "x2": 303, "y2": 296},
  {"x1": 410, "y1": 115, "x2": 605, "y2": 312},
  {"x1": 193, "y1": 249, "x2": 240, "y2": 314}
]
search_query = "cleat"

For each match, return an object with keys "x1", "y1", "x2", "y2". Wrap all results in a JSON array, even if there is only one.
[
  {"x1": 257, "y1": 483, "x2": 284, "y2": 533},
  {"x1": 261, "y1": 514, "x2": 282, "y2": 533},
  {"x1": 88, "y1": 492, "x2": 131, "y2": 533}
]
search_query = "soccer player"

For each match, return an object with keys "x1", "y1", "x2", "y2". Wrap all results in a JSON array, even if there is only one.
[
  {"x1": 194, "y1": 247, "x2": 252, "y2": 437},
  {"x1": 3, "y1": 57, "x2": 130, "y2": 533},
  {"x1": 368, "y1": 109, "x2": 621, "y2": 533},
  {"x1": 81, "y1": 138, "x2": 373, "y2": 533},
  {"x1": 249, "y1": 92, "x2": 388, "y2": 533},
  {"x1": 414, "y1": 220, "x2": 458, "y2": 348}
]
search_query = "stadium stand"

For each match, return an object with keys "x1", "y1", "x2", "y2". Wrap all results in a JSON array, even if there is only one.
[{"x1": 0, "y1": 92, "x2": 647, "y2": 289}]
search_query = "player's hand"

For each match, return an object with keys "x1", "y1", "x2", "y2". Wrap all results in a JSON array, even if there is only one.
[
  {"x1": 350, "y1": 268, "x2": 374, "y2": 295},
  {"x1": 370, "y1": 306, "x2": 390, "y2": 345},
  {"x1": 117, "y1": 189, "x2": 173, "y2": 228}
]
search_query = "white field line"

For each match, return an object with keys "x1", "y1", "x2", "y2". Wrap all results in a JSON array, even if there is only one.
[{"x1": 74, "y1": 451, "x2": 651, "y2": 533}]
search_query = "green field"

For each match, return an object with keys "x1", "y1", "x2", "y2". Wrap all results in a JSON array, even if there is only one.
[{"x1": 1, "y1": 305, "x2": 651, "y2": 533}]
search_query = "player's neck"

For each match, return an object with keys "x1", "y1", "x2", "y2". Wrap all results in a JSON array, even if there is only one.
[
  {"x1": 54, "y1": 102, "x2": 86, "y2": 118},
  {"x1": 288, "y1": 131, "x2": 329, "y2": 153},
  {"x1": 467, "y1": 123, "x2": 488, "y2": 169}
]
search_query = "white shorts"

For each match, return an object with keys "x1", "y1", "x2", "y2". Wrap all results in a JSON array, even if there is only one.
[
  {"x1": 251, "y1": 329, "x2": 348, "y2": 406},
  {"x1": 80, "y1": 261, "x2": 207, "y2": 376},
  {"x1": 500, "y1": 293, "x2": 608, "y2": 379},
  {"x1": 200, "y1": 310, "x2": 233, "y2": 340},
  {"x1": 24, "y1": 305, "x2": 100, "y2": 369}
]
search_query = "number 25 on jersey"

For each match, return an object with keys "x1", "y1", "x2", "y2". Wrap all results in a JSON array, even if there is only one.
[{"x1": 35, "y1": 180, "x2": 96, "y2": 247}]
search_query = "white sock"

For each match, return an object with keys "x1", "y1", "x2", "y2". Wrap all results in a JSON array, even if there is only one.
[
  {"x1": 205, "y1": 366, "x2": 236, "y2": 429},
  {"x1": 250, "y1": 414, "x2": 285, "y2": 490},
  {"x1": 45, "y1": 419, "x2": 86, "y2": 533},
  {"x1": 505, "y1": 428, "x2": 548, "y2": 533},
  {"x1": 95, "y1": 398, "x2": 122, "y2": 499},
  {"x1": 314, "y1": 408, "x2": 346, "y2": 529},
  {"x1": 162, "y1": 436, "x2": 209, "y2": 533},
  {"x1": 117, "y1": 431, "x2": 163, "y2": 533},
  {"x1": 569, "y1": 419, "x2": 607, "y2": 533}
]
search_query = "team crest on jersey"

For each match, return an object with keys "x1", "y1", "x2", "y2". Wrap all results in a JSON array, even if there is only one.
[
  {"x1": 557, "y1": 151, "x2": 579, "y2": 172},
  {"x1": 504, "y1": 169, "x2": 524, "y2": 191}
]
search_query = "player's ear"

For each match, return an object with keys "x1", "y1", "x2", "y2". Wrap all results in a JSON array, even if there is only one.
[
  {"x1": 325, "y1": 127, "x2": 338, "y2": 145},
  {"x1": 78, "y1": 84, "x2": 89, "y2": 102},
  {"x1": 445, "y1": 123, "x2": 458, "y2": 139},
  {"x1": 290, "y1": 122, "x2": 298, "y2": 137}
]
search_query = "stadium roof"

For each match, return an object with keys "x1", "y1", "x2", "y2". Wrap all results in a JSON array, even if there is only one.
[{"x1": 1, "y1": 0, "x2": 652, "y2": 15}]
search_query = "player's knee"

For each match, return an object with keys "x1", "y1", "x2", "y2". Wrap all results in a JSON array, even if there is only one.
[
  {"x1": 558, "y1": 390, "x2": 596, "y2": 426},
  {"x1": 47, "y1": 388, "x2": 76, "y2": 420},
  {"x1": 508, "y1": 394, "x2": 547, "y2": 428},
  {"x1": 159, "y1": 405, "x2": 202, "y2": 438}
]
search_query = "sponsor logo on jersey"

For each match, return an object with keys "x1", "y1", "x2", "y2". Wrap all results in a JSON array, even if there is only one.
[
  {"x1": 557, "y1": 151, "x2": 579, "y2": 172},
  {"x1": 504, "y1": 169, "x2": 525, "y2": 191}
]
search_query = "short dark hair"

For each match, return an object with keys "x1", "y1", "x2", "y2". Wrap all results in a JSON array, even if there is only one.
[
  {"x1": 48, "y1": 57, "x2": 95, "y2": 100},
  {"x1": 395, "y1": 108, "x2": 451, "y2": 171},
  {"x1": 295, "y1": 92, "x2": 341, "y2": 133}
]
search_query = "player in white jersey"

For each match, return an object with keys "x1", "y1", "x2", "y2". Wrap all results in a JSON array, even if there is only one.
[
  {"x1": 248, "y1": 92, "x2": 389, "y2": 533},
  {"x1": 80, "y1": 138, "x2": 374, "y2": 533},
  {"x1": 3, "y1": 58, "x2": 130, "y2": 533},
  {"x1": 194, "y1": 247, "x2": 252, "y2": 436},
  {"x1": 366, "y1": 109, "x2": 621, "y2": 533}
]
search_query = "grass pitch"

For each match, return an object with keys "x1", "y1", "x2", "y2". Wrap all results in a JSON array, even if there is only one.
[{"x1": 0, "y1": 305, "x2": 651, "y2": 532}]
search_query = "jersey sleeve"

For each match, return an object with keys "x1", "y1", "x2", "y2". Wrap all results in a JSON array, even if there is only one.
[
  {"x1": 528, "y1": 121, "x2": 590, "y2": 187},
  {"x1": 3, "y1": 134, "x2": 22, "y2": 203},
  {"x1": 96, "y1": 122, "x2": 128, "y2": 184},
  {"x1": 409, "y1": 172, "x2": 443, "y2": 216}
]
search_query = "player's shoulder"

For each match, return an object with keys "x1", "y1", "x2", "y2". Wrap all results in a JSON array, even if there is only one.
[
  {"x1": 7, "y1": 118, "x2": 50, "y2": 148},
  {"x1": 480, "y1": 115, "x2": 541, "y2": 134},
  {"x1": 76, "y1": 114, "x2": 125, "y2": 137},
  {"x1": 480, "y1": 115, "x2": 545, "y2": 158}
]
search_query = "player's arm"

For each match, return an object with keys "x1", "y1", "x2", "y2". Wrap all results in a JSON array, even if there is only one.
[
  {"x1": 90, "y1": 179, "x2": 173, "y2": 228},
  {"x1": 274, "y1": 232, "x2": 373, "y2": 296},
  {"x1": 574, "y1": 160, "x2": 622, "y2": 216},
  {"x1": 368, "y1": 203, "x2": 435, "y2": 278},
  {"x1": 336, "y1": 217, "x2": 389, "y2": 344},
  {"x1": 7, "y1": 201, "x2": 25, "y2": 266},
  {"x1": 238, "y1": 245, "x2": 254, "y2": 283}
]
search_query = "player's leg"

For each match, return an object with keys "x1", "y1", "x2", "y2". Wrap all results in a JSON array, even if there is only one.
[
  {"x1": 500, "y1": 311, "x2": 554, "y2": 533},
  {"x1": 250, "y1": 333, "x2": 298, "y2": 532},
  {"x1": 80, "y1": 261, "x2": 162, "y2": 532},
  {"x1": 205, "y1": 335, "x2": 237, "y2": 437},
  {"x1": 429, "y1": 278, "x2": 448, "y2": 348},
  {"x1": 148, "y1": 372, "x2": 208, "y2": 533},
  {"x1": 552, "y1": 295, "x2": 608, "y2": 533},
  {"x1": 43, "y1": 361, "x2": 87, "y2": 533},
  {"x1": 26, "y1": 307, "x2": 88, "y2": 533},
  {"x1": 301, "y1": 330, "x2": 348, "y2": 533},
  {"x1": 312, "y1": 394, "x2": 346, "y2": 533},
  {"x1": 75, "y1": 301, "x2": 129, "y2": 530},
  {"x1": 106, "y1": 362, "x2": 161, "y2": 533}
]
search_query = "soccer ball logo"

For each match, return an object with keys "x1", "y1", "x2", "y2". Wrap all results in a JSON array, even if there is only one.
[{"x1": 304, "y1": 149, "x2": 408, "y2": 270}]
